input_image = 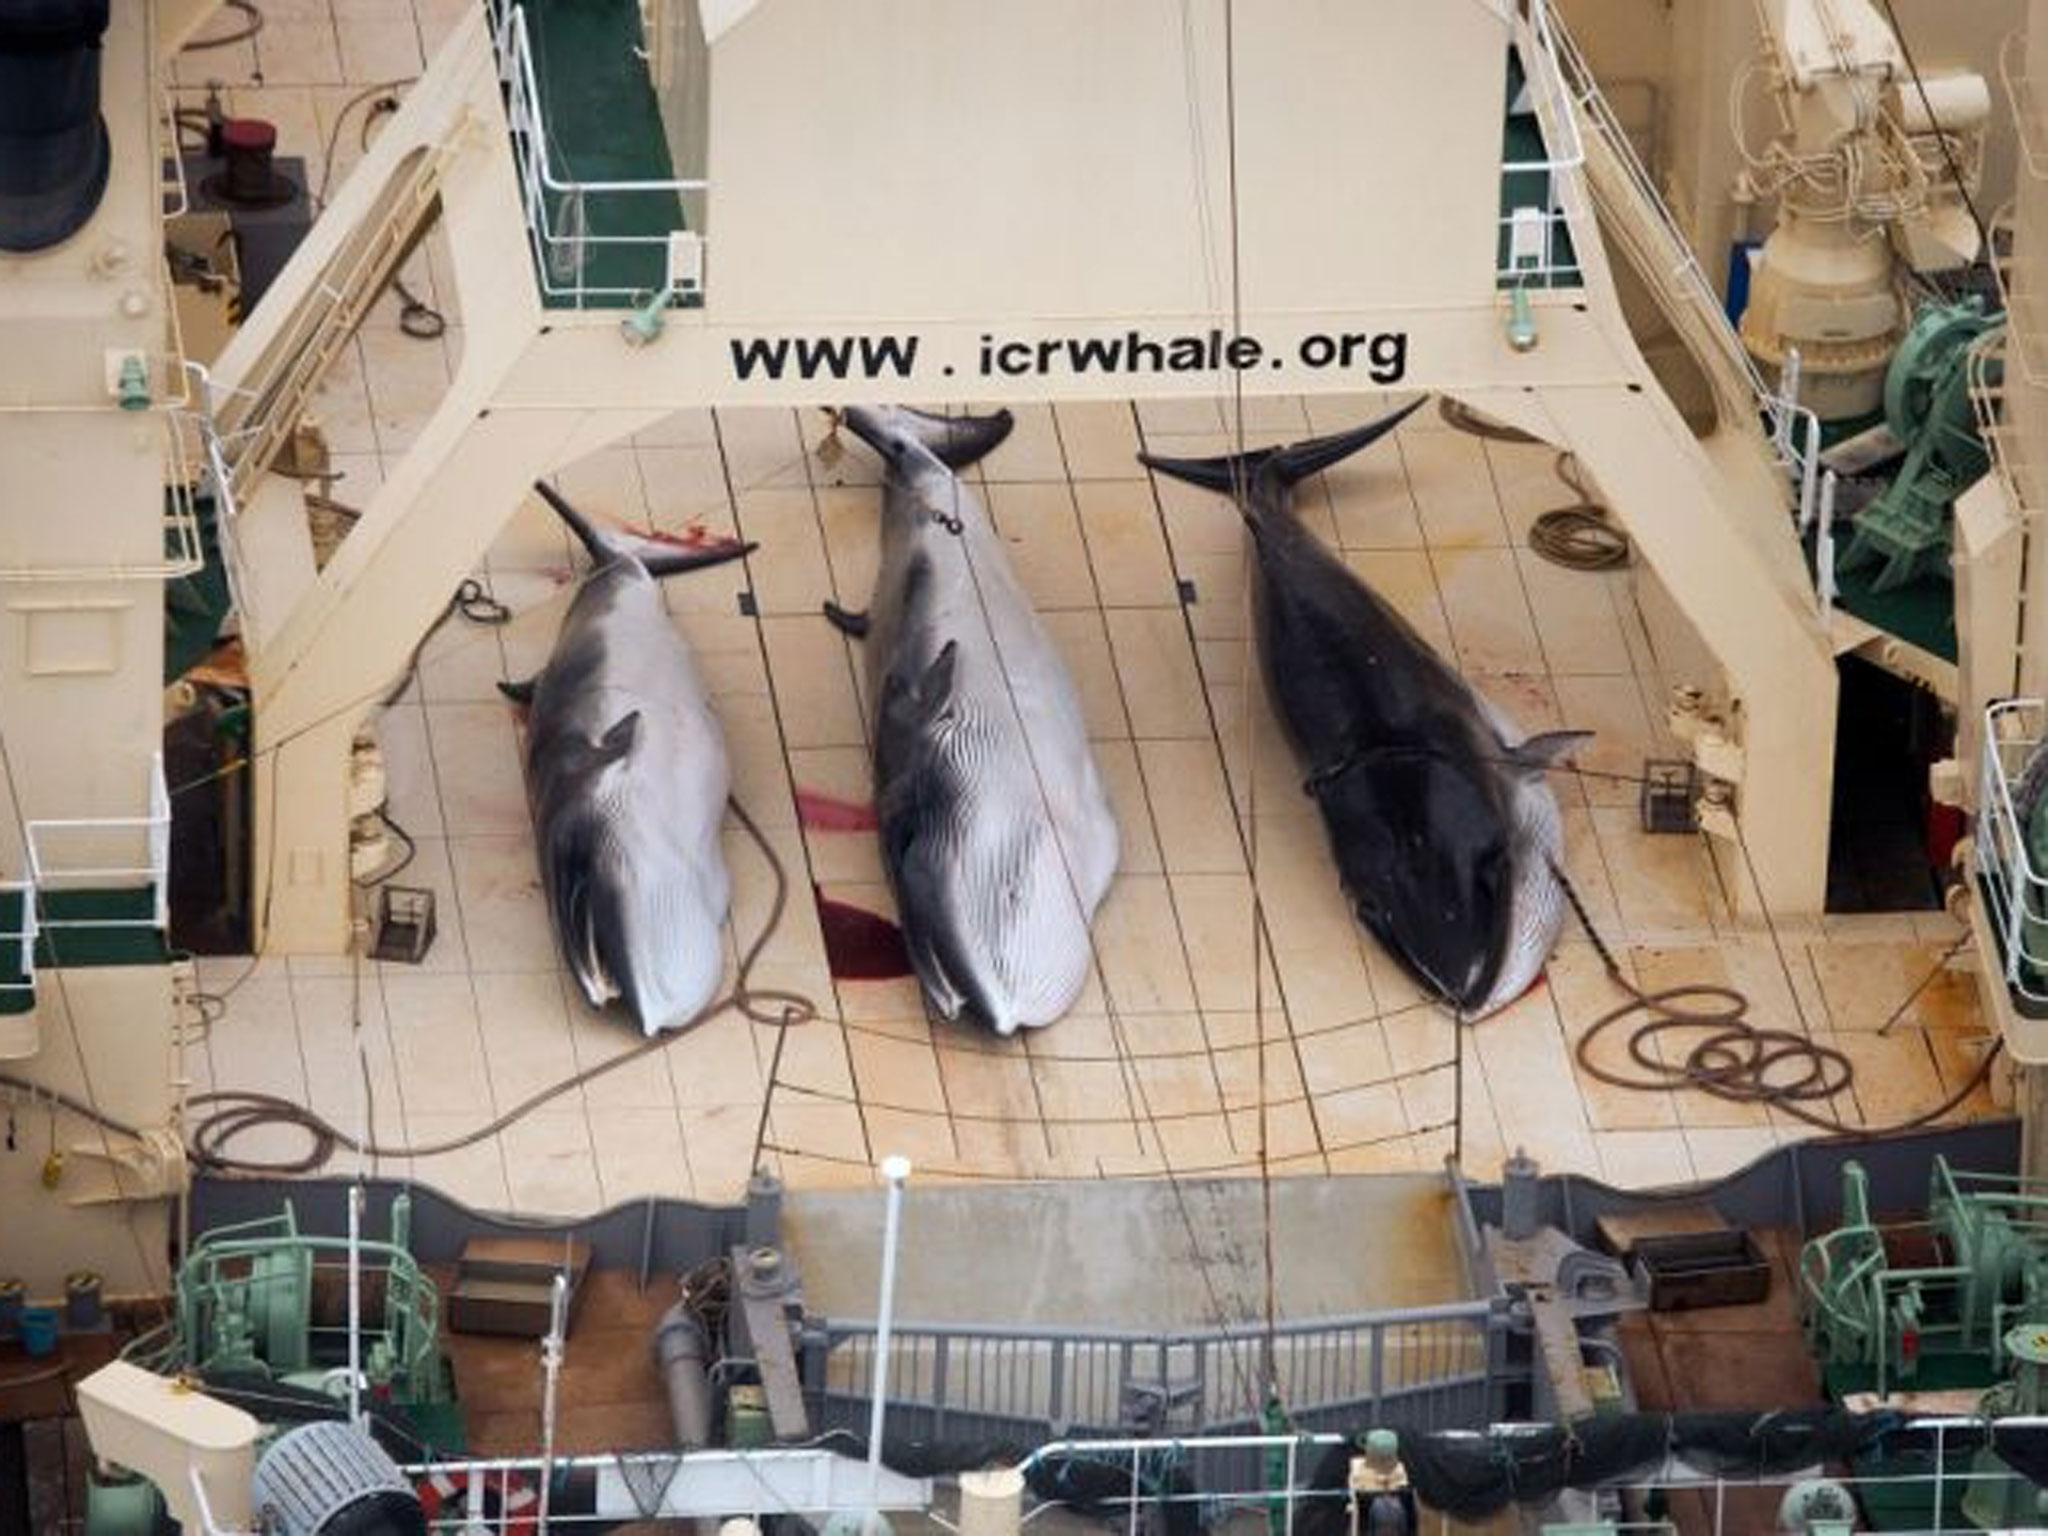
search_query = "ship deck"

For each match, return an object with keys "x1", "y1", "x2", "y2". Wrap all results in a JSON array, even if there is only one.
[{"x1": 181, "y1": 1, "x2": 2001, "y2": 1216}]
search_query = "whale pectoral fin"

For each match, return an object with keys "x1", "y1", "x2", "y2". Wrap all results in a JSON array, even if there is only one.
[
  {"x1": 916, "y1": 640, "x2": 959, "y2": 711},
  {"x1": 1508, "y1": 729, "x2": 1594, "y2": 775},
  {"x1": 497, "y1": 676, "x2": 537, "y2": 705},
  {"x1": 564, "y1": 711, "x2": 642, "y2": 782},
  {"x1": 823, "y1": 601, "x2": 870, "y2": 639},
  {"x1": 597, "y1": 711, "x2": 641, "y2": 760}
]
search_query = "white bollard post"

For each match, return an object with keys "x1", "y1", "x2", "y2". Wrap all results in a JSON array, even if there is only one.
[
  {"x1": 346, "y1": 1185, "x2": 363, "y2": 1429},
  {"x1": 864, "y1": 1155, "x2": 912, "y2": 1536},
  {"x1": 958, "y1": 1467, "x2": 1025, "y2": 1536}
]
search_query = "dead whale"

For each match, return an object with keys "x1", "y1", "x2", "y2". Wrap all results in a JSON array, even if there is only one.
[
  {"x1": 828, "y1": 406, "x2": 1120, "y2": 1035},
  {"x1": 500, "y1": 482, "x2": 754, "y2": 1035},
  {"x1": 1142, "y1": 403, "x2": 1588, "y2": 1017}
]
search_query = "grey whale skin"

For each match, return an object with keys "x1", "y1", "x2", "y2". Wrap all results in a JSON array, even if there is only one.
[
  {"x1": 829, "y1": 406, "x2": 1120, "y2": 1036},
  {"x1": 1141, "y1": 403, "x2": 1588, "y2": 1018},
  {"x1": 501, "y1": 483, "x2": 755, "y2": 1036}
]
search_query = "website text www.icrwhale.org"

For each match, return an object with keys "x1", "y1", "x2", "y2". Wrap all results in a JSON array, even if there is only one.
[{"x1": 726, "y1": 326, "x2": 1410, "y2": 384}]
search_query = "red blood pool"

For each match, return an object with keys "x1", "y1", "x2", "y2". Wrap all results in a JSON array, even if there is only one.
[
  {"x1": 796, "y1": 788, "x2": 879, "y2": 832},
  {"x1": 815, "y1": 886, "x2": 911, "y2": 980}
]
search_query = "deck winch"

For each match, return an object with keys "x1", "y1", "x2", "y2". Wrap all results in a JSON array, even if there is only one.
[
  {"x1": 1838, "y1": 297, "x2": 2003, "y2": 592},
  {"x1": 1800, "y1": 1157, "x2": 2048, "y2": 1396},
  {"x1": 120, "y1": 1195, "x2": 449, "y2": 1410}
]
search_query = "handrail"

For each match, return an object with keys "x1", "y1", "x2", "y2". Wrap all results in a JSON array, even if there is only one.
[
  {"x1": 488, "y1": 0, "x2": 705, "y2": 307},
  {"x1": 1497, "y1": 0, "x2": 1588, "y2": 287},
  {"x1": 1547, "y1": 3, "x2": 1826, "y2": 538},
  {"x1": 2000, "y1": 29, "x2": 2048, "y2": 184},
  {"x1": 24, "y1": 752, "x2": 172, "y2": 935},
  {"x1": 1976, "y1": 699, "x2": 2048, "y2": 1009},
  {"x1": 817, "y1": 1297, "x2": 1496, "y2": 1347}
]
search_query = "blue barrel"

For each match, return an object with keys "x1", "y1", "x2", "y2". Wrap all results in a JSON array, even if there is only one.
[{"x1": 18, "y1": 1305, "x2": 58, "y2": 1358}]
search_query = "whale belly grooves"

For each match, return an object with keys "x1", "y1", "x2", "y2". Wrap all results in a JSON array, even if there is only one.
[
  {"x1": 513, "y1": 485, "x2": 751, "y2": 1037},
  {"x1": 842, "y1": 405, "x2": 1120, "y2": 1035}
]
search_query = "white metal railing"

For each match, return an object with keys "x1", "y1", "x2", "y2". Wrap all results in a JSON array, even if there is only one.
[
  {"x1": 2000, "y1": 29, "x2": 2048, "y2": 184},
  {"x1": 489, "y1": 0, "x2": 707, "y2": 308},
  {"x1": 24, "y1": 751, "x2": 173, "y2": 937},
  {"x1": 161, "y1": 87, "x2": 191, "y2": 221},
  {"x1": 1989, "y1": 205, "x2": 2048, "y2": 390},
  {"x1": 1977, "y1": 699, "x2": 2048, "y2": 1009},
  {"x1": 398, "y1": 1448, "x2": 931, "y2": 1532},
  {"x1": 1497, "y1": 0, "x2": 1588, "y2": 288},
  {"x1": 0, "y1": 394, "x2": 208, "y2": 584},
  {"x1": 1548, "y1": 7, "x2": 1824, "y2": 536},
  {"x1": 186, "y1": 365, "x2": 256, "y2": 636},
  {"x1": 1968, "y1": 330, "x2": 2045, "y2": 526}
]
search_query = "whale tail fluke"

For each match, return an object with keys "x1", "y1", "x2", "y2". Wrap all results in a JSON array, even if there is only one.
[
  {"x1": 533, "y1": 479, "x2": 754, "y2": 576},
  {"x1": 840, "y1": 405, "x2": 1014, "y2": 470},
  {"x1": 1138, "y1": 397, "x2": 1425, "y2": 510}
]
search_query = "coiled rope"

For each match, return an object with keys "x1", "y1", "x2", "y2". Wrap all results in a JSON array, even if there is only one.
[
  {"x1": 1437, "y1": 396, "x2": 1632, "y2": 572},
  {"x1": 182, "y1": 795, "x2": 817, "y2": 1175},
  {"x1": 1550, "y1": 857, "x2": 1997, "y2": 1134}
]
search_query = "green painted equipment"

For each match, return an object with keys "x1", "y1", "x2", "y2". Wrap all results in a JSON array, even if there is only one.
[
  {"x1": 1839, "y1": 296, "x2": 2003, "y2": 592},
  {"x1": 122, "y1": 1193, "x2": 449, "y2": 1407},
  {"x1": 1800, "y1": 1158, "x2": 2048, "y2": 1398},
  {"x1": 1963, "y1": 1323, "x2": 2048, "y2": 1529},
  {"x1": 83, "y1": 1470, "x2": 162, "y2": 1536}
]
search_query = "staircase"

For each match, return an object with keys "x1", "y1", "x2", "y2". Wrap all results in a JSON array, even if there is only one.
[{"x1": 211, "y1": 139, "x2": 453, "y2": 505}]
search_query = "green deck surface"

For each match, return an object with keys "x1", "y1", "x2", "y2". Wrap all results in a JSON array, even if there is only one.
[
  {"x1": 166, "y1": 491, "x2": 232, "y2": 682},
  {"x1": 12, "y1": 886, "x2": 171, "y2": 972},
  {"x1": 1500, "y1": 49, "x2": 1579, "y2": 289},
  {"x1": 520, "y1": 0, "x2": 684, "y2": 306},
  {"x1": 1804, "y1": 525, "x2": 1959, "y2": 663},
  {"x1": 0, "y1": 887, "x2": 29, "y2": 1012}
]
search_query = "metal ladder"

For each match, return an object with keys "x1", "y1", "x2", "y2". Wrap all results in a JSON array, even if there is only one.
[{"x1": 212, "y1": 138, "x2": 455, "y2": 506}]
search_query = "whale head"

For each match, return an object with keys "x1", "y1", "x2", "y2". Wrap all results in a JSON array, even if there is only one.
[
  {"x1": 1316, "y1": 746, "x2": 1514, "y2": 1016},
  {"x1": 533, "y1": 712, "x2": 730, "y2": 1036}
]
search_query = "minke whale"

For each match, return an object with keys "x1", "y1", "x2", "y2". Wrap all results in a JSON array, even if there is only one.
[
  {"x1": 828, "y1": 406, "x2": 1119, "y2": 1035},
  {"x1": 500, "y1": 483, "x2": 754, "y2": 1035},
  {"x1": 1142, "y1": 403, "x2": 1589, "y2": 1018}
]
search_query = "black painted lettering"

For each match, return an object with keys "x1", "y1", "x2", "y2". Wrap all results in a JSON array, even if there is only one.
[{"x1": 1369, "y1": 332, "x2": 1408, "y2": 383}]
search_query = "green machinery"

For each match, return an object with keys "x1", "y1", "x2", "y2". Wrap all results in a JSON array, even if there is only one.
[
  {"x1": 1800, "y1": 1158, "x2": 2048, "y2": 1398},
  {"x1": 121, "y1": 1194, "x2": 448, "y2": 1406},
  {"x1": 1839, "y1": 295, "x2": 2004, "y2": 593}
]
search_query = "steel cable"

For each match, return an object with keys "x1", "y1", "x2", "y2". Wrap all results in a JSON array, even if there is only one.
[{"x1": 182, "y1": 794, "x2": 818, "y2": 1174}]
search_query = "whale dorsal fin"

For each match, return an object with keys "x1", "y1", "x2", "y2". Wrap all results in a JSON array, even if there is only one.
[{"x1": 1507, "y1": 729, "x2": 1593, "y2": 776}]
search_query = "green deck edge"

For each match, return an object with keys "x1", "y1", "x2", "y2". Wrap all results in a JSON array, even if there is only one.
[
  {"x1": 166, "y1": 491, "x2": 232, "y2": 682},
  {"x1": 1500, "y1": 48, "x2": 1579, "y2": 291},
  {"x1": 0, "y1": 885, "x2": 172, "y2": 972},
  {"x1": 1803, "y1": 525, "x2": 1959, "y2": 664},
  {"x1": 522, "y1": 0, "x2": 685, "y2": 307}
]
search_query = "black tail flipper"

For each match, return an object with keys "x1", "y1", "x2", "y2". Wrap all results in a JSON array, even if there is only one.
[
  {"x1": 532, "y1": 480, "x2": 615, "y2": 562},
  {"x1": 841, "y1": 406, "x2": 1014, "y2": 470},
  {"x1": 1138, "y1": 397, "x2": 1425, "y2": 504},
  {"x1": 532, "y1": 479, "x2": 754, "y2": 577}
]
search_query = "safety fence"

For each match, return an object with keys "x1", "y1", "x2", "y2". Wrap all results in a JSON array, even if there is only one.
[
  {"x1": 489, "y1": 0, "x2": 706, "y2": 308},
  {"x1": 803, "y1": 1298, "x2": 1516, "y2": 1452},
  {"x1": 1977, "y1": 699, "x2": 2048, "y2": 1012}
]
